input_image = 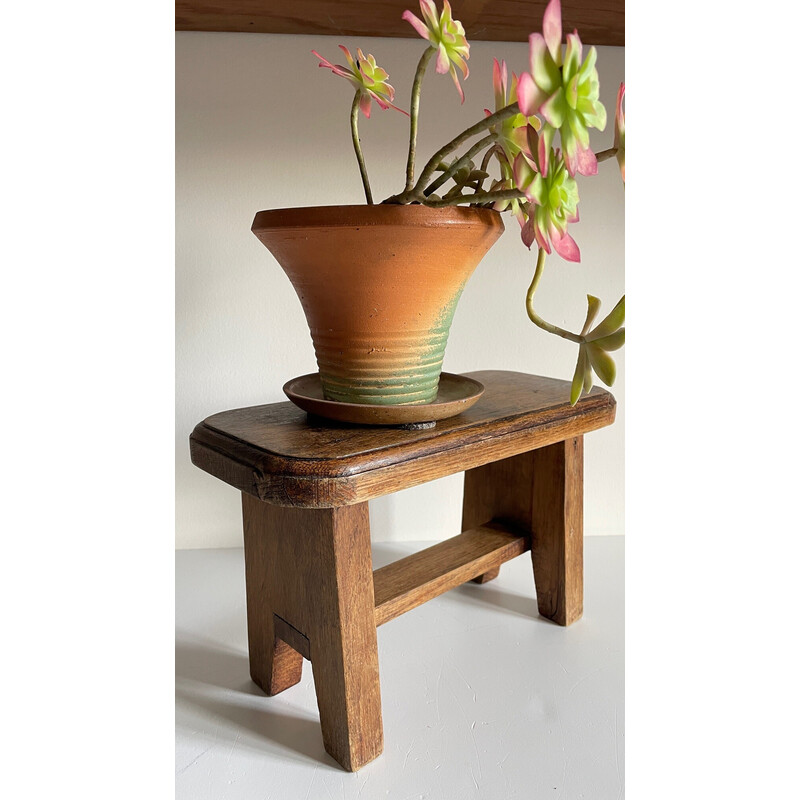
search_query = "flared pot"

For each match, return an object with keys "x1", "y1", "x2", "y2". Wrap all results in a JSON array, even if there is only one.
[{"x1": 251, "y1": 204, "x2": 504, "y2": 405}]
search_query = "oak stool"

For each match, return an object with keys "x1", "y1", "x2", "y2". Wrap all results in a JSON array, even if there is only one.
[{"x1": 189, "y1": 370, "x2": 616, "y2": 770}]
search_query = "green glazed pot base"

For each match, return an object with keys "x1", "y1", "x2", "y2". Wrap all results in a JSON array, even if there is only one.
[{"x1": 283, "y1": 372, "x2": 485, "y2": 426}]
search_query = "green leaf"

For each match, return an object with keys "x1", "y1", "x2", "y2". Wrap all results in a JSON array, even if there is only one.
[
  {"x1": 592, "y1": 328, "x2": 625, "y2": 351},
  {"x1": 570, "y1": 346, "x2": 588, "y2": 405},
  {"x1": 583, "y1": 348, "x2": 593, "y2": 391},
  {"x1": 580, "y1": 294, "x2": 602, "y2": 336},
  {"x1": 586, "y1": 342, "x2": 616, "y2": 386},
  {"x1": 586, "y1": 295, "x2": 625, "y2": 341}
]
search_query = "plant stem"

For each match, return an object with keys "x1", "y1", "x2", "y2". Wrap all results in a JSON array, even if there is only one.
[
  {"x1": 480, "y1": 145, "x2": 499, "y2": 172},
  {"x1": 351, "y1": 92, "x2": 373, "y2": 204},
  {"x1": 424, "y1": 133, "x2": 497, "y2": 197},
  {"x1": 404, "y1": 47, "x2": 435, "y2": 192},
  {"x1": 412, "y1": 102, "x2": 519, "y2": 197},
  {"x1": 381, "y1": 104, "x2": 519, "y2": 205},
  {"x1": 476, "y1": 144, "x2": 503, "y2": 192},
  {"x1": 525, "y1": 247, "x2": 583, "y2": 343},
  {"x1": 595, "y1": 146, "x2": 618, "y2": 163},
  {"x1": 425, "y1": 188, "x2": 525, "y2": 208}
]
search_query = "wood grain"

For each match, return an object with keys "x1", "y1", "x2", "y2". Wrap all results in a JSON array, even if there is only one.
[
  {"x1": 462, "y1": 449, "x2": 537, "y2": 583},
  {"x1": 471, "y1": 566, "x2": 500, "y2": 584},
  {"x1": 241, "y1": 494, "x2": 383, "y2": 771},
  {"x1": 273, "y1": 615, "x2": 311, "y2": 661},
  {"x1": 242, "y1": 500, "x2": 304, "y2": 695},
  {"x1": 190, "y1": 371, "x2": 615, "y2": 508},
  {"x1": 462, "y1": 443, "x2": 584, "y2": 625},
  {"x1": 531, "y1": 437, "x2": 584, "y2": 625},
  {"x1": 175, "y1": 0, "x2": 625, "y2": 46},
  {"x1": 373, "y1": 523, "x2": 529, "y2": 626}
]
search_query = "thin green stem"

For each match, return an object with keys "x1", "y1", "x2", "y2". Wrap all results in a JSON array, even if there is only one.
[
  {"x1": 476, "y1": 144, "x2": 503, "y2": 192},
  {"x1": 351, "y1": 92, "x2": 373, "y2": 204},
  {"x1": 404, "y1": 47, "x2": 435, "y2": 192},
  {"x1": 423, "y1": 133, "x2": 497, "y2": 197},
  {"x1": 525, "y1": 248, "x2": 583, "y2": 343},
  {"x1": 381, "y1": 104, "x2": 518, "y2": 205},
  {"x1": 412, "y1": 102, "x2": 519, "y2": 197},
  {"x1": 424, "y1": 188, "x2": 525, "y2": 208},
  {"x1": 480, "y1": 145, "x2": 501, "y2": 173}
]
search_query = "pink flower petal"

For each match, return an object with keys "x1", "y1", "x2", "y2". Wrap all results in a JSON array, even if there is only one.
[
  {"x1": 450, "y1": 50, "x2": 469, "y2": 79},
  {"x1": 573, "y1": 145, "x2": 597, "y2": 176},
  {"x1": 313, "y1": 51, "x2": 353, "y2": 80},
  {"x1": 420, "y1": 0, "x2": 439, "y2": 28},
  {"x1": 381, "y1": 98, "x2": 410, "y2": 117},
  {"x1": 538, "y1": 131, "x2": 549, "y2": 176},
  {"x1": 528, "y1": 33, "x2": 548, "y2": 84},
  {"x1": 436, "y1": 42, "x2": 450, "y2": 74},
  {"x1": 614, "y1": 82, "x2": 625, "y2": 147},
  {"x1": 402, "y1": 10, "x2": 431, "y2": 41},
  {"x1": 450, "y1": 65, "x2": 465, "y2": 103},
  {"x1": 534, "y1": 224, "x2": 551, "y2": 253},
  {"x1": 493, "y1": 58, "x2": 506, "y2": 108},
  {"x1": 312, "y1": 50, "x2": 333, "y2": 69},
  {"x1": 513, "y1": 153, "x2": 534, "y2": 198},
  {"x1": 359, "y1": 92, "x2": 372, "y2": 118},
  {"x1": 551, "y1": 227, "x2": 581, "y2": 262},
  {"x1": 542, "y1": 0, "x2": 563, "y2": 63},
  {"x1": 338, "y1": 45, "x2": 358, "y2": 72},
  {"x1": 516, "y1": 71, "x2": 545, "y2": 116}
]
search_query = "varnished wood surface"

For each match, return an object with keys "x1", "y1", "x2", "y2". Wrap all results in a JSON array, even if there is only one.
[
  {"x1": 463, "y1": 443, "x2": 585, "y2": 625},
  {"x1": 531, "y1": 437, "x2": 584, "y2": 625},
  {"x1": 176, "y1": 1, "x2": 625, "y2": 46},
  {"x1": 462, "y1": 448, "x2": 537, "y2": 585},
  {"x1": 242, "y1": 495, "x2": 383, "y2": 770},
  {"x1": 190, "y1": 370, "x2": 615, "y2": 508},
  {"x1": 373, "y1": 523, "x2": 529, "y2": 626}
]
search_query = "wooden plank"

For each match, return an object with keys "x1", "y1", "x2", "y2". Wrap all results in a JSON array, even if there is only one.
[
  {"x1": 373, "y1": 523, "x2": 529, "y2": 626},
  {"x1": 190, "y1": 370, "x2": 616, "y2": 508},
  {"x1": 175, "y1": 1, "x2": 625, "y2": 46},
  {"x1": 198, "y1": 371, "x2": 611, "y2": 474}
]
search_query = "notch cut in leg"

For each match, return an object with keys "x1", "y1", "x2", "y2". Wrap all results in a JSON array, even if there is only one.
[{"x1": 241, "y1": 494, "x2": 383, "y2": 771}]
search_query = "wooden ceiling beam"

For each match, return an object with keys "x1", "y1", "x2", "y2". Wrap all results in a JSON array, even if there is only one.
[{"x1": 175, "y1": 1, "x2": 625, "y2": 47}]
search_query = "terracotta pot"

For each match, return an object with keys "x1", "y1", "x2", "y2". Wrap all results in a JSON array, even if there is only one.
[{"x1": 251, "y1": 204, "x2": 505, "y2": 405}]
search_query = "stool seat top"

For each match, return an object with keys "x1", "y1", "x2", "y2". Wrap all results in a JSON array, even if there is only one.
[{"x1": 190, "y1": 370, "x2": 615, "y2": 508}]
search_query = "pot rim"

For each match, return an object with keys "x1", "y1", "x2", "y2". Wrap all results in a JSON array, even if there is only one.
[{"x1": 251, "y1": 203, "x2": 505, "y2": 234}]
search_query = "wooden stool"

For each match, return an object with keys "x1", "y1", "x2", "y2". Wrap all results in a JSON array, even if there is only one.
[{"x1": 189, "y1": 370, "x2": 616, "y2": 771}]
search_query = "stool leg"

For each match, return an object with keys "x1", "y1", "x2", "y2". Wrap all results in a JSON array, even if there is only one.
[
  {"x1": 241, "y1": 495, "x2": 383, "y2": 771},
  {"x1": 531, "y1": 436, "x2": 584, "y2": 626},
  {"x1": 462, "y1": 451, "x2": 538, "y2": 584},
  {"x1": 306, "y1": 504, "x2": 383, "y2": 771},
  {"x1": 242, "y1": 495, "x2": 303, "y2": 695},
  {"x1": 462, "y1": 437, "x2": 584, "y2": 625}
]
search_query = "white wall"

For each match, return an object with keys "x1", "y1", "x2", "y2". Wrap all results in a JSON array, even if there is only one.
[{"x1": 176, "y1": 31, "x2": 625, "y2": 549}]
